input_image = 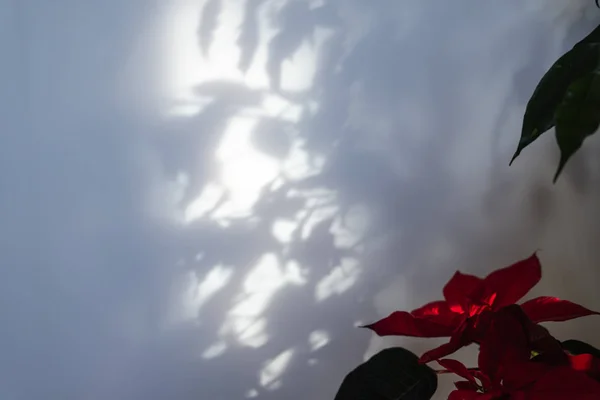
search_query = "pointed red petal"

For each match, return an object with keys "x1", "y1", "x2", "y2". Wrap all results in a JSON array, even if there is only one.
[
  {"x1": 443, "y1": 271, "x2": 482, "y2": 307},
  {"x1": 412, "y1": 300, "x2": 461, "y2": 326},
  {"x1": 521, "y1": 296, "x2": 600, "y2": 323},
  {"x1": 412, "y1": 300, "x2": 451, "y2": 317},
  {"x1": 438, "y1": 359, "x2": 476, "y2": 383},
  {"x1": 570, "y1": 354, "x2": 595, "y2": 372},
  {"x1": 363, "y1": 311, "x2": 455, "y2": 338},
  {"x1": 480, "y1": 253, "x2": 541, "y2": 308},
  {"x1": 419, "y1": 332, "x2": 465, "y2": 363},
  {"x1": 569, "y1": 354, "x2": 600, "y2": 380}
]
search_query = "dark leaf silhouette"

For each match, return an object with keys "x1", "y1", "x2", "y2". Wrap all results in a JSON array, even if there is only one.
[
  {"x1": 334, "y1": 348, "x2": 437, "y2": 400},
  {"x1": 562, "y1": 340, "x2": 600, "y2": 359},
  {"x1": 553, "y1": 70, "x2": 600, "y2": 181},
  {"x1": 237, "y1": 0, "x2": 263, "y2": 73},
  {"x1": 266, "y1": 1, "x2": 314, "y2": 91},
  {"x1": 198, "y1": 0, "x2": 222, "y2": 56},
  {"x1": 576, "y1": 20, "x2": 600, "y2": 46},
  {"x1": 510, "y1": 42, "x2": 600, "y2": 165}
]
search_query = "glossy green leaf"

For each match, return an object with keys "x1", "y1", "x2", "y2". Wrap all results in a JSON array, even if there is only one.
[
  {"x1": 553, "y1": 70, "x2": 600, "y2": 181},
  {"x1": 580, "y1": 21, "x2": 600, "y2": 45},
  {"x1": 511, "y1": 42, "x2": 600, "y2": 165},
  {"x1": 334, "y1": 348, "x2": 437, "y2": 400}
]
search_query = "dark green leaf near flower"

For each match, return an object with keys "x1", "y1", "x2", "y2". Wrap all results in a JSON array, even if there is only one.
[{"x1": 334, "y1": 348, "x2": 437, "y2": 400}]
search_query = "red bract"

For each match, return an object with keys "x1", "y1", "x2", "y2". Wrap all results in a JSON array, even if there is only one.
[
  {"x1": 364, "y1": 253, "x2": 599, "y2": 363},
  {"x1": 569, "y1": 353, "x2": 600, "y2": 381},
  {"x1": 442, "y1": 306, "x2": 600, "y2": 400},
  {"x1": 447, "y1": 366, "x2": 600, "y2": 400}
]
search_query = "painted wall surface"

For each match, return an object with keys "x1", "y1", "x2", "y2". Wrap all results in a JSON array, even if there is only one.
[{"x1": 1, "y1": 1, "x2": 600, "y2": 399}]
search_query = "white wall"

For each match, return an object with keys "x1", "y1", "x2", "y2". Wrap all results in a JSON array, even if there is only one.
[{"x1": 1, "y1": 0, "x2": 600, "y2": 399}]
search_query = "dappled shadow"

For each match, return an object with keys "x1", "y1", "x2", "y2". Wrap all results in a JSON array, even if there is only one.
[
  {"x1": 146, "y1": 1, "x2": 600, "y2": 399},
  {"x1": 136, "y1": 0, "x2": 472, "y2": 397},
  {"x1": 4, "y1": 1, "x2": 600, "y2": 399}
]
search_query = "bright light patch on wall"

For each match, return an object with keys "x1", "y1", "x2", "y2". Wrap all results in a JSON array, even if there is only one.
[
  {"x1": 163, "y1": 0, "x2": 333, "y2": 223},
  {"x1": 231, "y1": 292, "x2": 273, "y2": 318},
  {"x1": 234, "y1": 317, "x2": 270, "y2": 348},
  {"x1": 205, "y1": 0, "x2": 245, "y2": 79},
  {"x1": 202, "y1": 341, "x2": 228, "y2": 359},
  {"x1": 198, "y1": 266, "x2": 233, "y2": 300},
  {"x1": 160, "y1": 0, "x2": 205, "y2": 98},
  {"x1": 300, "y1": 204, "x2": 338, "y2": 240},
  {"x1": 163, "y1": 0, "x2": 332, "y2": 108},
  {"x1": 166, "y1": 102, "x2": 207, "y2": 117},
  {"x1": 315, "y1": 258, "x2": 360, "y2": 302},
  {"x1": 178, "y1": 266, "x2": 234, "y2": 321},
  {"x1": 184, "y1": 182, "x2": 224, "y2": 222},
  {"x1": 331, "y1": 206, "x2": 368, "y2": 248},
  {"x1": 284, "y1": 260, "x2": 307, "y2": 285},
  {"x1": 162, "y1": 0, "x2": 265, "y2": 97},
  {"x1": 308, "y1": 330, "x2": 330, "y2": 351},
  {"x1": 260, "y1": 94, "x2": 303, "y2": 121},
  {"x1": 223, "y1": 253, "x2": 308, "y2": 346},
  {"x1": 162, "y1": 0, "x2": 284, "y2": 115},
  {"x1": 282, "y1": 140, "x2": 326, "y2": 181},
  {"x1": 271, "y1": 219, "x2": 298, "y2": 243},
  {"x1": 224, "y1": 254, "x2": 283, "y2": 346},
  {"x1": 244, "y1": 253, "x2": 286, "y2": 293},
  {"x1": 160, "y1": 0, "x2": 364, "y2": 349},
  {"x1": 212, "y1": 116, "x2": 280, "y2": 218},
  {"x1": 259, "y1": 348, "x2": 295, "y2": 388}
]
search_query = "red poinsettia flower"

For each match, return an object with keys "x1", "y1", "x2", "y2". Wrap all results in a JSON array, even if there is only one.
[
  {"x1": 446, "y1": 362, "x2": 600, "y2": 400},
  {"x1": 365, "y1": 253, "x2": 599, "y2": 363},
  {"x1": 441, "y1": 306, "x2": 600, "y2": 400}
]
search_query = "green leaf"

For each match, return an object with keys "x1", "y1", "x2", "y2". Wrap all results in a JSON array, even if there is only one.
[
  {"x1": 511, "y1": 42, "x2": 600, "y2": 165},
  {"x1": 334, "y1": 348, "x2": 437, "y2": 400},
  {"x1": 562, "y1": 339, "x2": 600, "y2": 359},
  {"x1": 553, "y1": 70, "x2": 600, "y2": 181},
  {"x1": 580, "y1": 22, "x2": 600, "y2": 45}
]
